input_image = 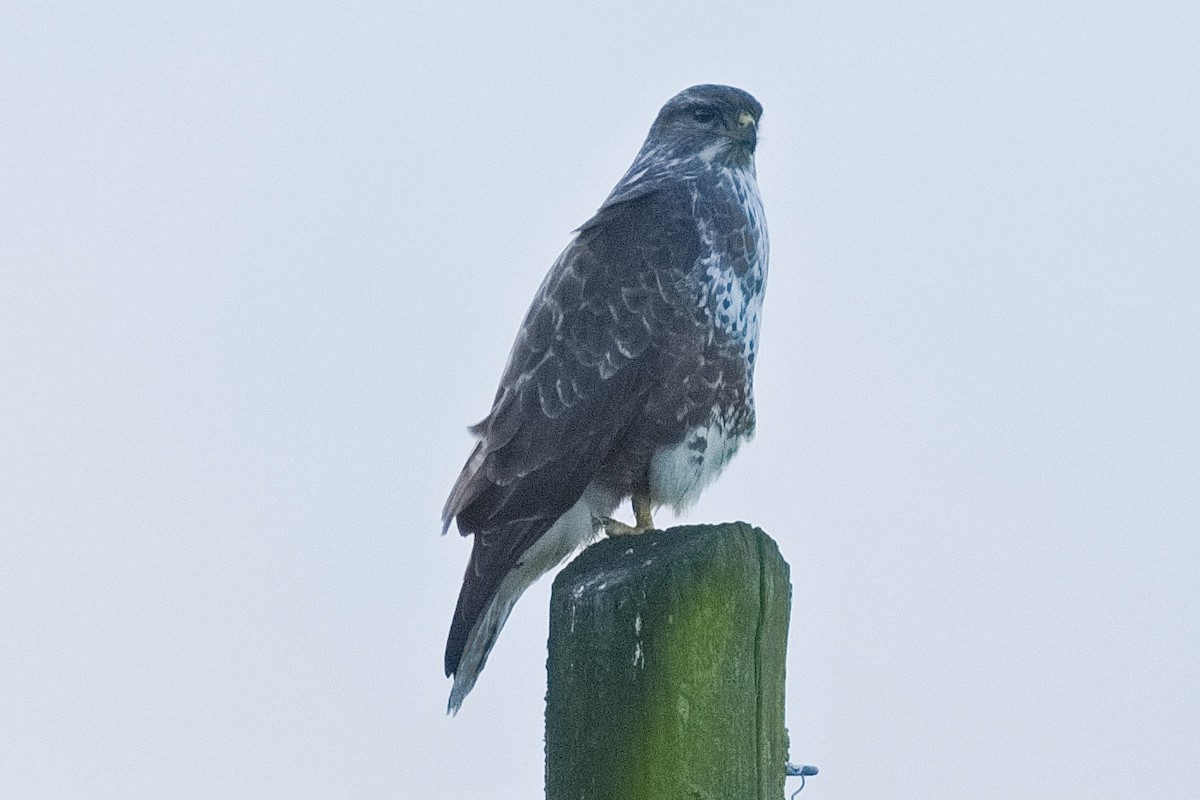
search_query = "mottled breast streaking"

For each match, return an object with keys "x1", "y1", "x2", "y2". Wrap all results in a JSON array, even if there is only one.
[{"x1": 442, "y1": 85, "x2": 769, "y2": 713}]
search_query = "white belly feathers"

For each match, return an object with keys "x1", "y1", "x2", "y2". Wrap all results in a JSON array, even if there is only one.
[{"x1": 648, "y1": 411, "x2": 748, "y2": 513}]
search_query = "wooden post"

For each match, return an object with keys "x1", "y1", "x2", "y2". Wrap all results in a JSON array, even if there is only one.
[{"x1": 546, "y1": 522, "x2": 791, "y2": 800}]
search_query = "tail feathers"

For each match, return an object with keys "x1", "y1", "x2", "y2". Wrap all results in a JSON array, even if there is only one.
[
  {"x1": 443, "y1": 482, "x2": 616, "y2": 714},
  {"x1": 447, "y1": 581, "x2": 524, "y2": 715}
]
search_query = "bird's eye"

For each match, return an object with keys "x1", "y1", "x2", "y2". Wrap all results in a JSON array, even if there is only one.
[{"x1": 692, "y1": 108, "x2": 718, "y2": 124}]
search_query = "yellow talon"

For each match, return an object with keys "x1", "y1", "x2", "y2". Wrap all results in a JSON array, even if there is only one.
[{"x1": 603, "y1": 494, "x2": 656, "y2": 537}]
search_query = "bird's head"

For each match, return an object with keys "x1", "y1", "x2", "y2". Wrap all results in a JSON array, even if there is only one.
[
  {"x1": 647, "y1": 84, "x2": 763, "y2": 167},
  {"x1": 599, "y1": 84, "x2": 764, "y2": 210}
]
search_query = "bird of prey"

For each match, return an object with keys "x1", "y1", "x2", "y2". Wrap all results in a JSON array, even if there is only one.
[{"x1": 442, "y1": 84, "x2": 769, "y2": 713}]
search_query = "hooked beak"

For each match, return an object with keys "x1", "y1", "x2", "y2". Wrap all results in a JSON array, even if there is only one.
[{"x1": 735, "y1": 110, "x2": 757, "y2": 151}]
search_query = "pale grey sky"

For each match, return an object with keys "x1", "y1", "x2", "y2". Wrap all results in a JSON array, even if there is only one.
[{"x1": 2, "y1": 2, "x2": 1198, "y2": 798}]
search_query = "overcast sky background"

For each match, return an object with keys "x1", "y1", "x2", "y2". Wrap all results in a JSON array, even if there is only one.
[{"x1": 3, "y1": 2, "x2": 1198, "y2": 798}]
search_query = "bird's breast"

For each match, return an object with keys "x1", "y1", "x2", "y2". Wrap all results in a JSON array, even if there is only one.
[{"x1": 691, "y1": 166, "x2": 768, "y2": 368}]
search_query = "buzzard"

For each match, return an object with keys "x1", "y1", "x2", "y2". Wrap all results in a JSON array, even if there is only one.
[{"x1": 443, "y1": 84, "x2": 769, "y2": 713}]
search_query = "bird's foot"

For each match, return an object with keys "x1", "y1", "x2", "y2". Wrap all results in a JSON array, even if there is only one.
[
  {"x1": 601, "y1": 517, "x2": 654, "y2": 537},
  {"x1": 602, "y1": 494, "x2": 657, "y2": 537}
]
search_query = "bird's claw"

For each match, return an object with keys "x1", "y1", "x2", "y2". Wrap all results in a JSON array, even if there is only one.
[{"x1": 601, "y1": 517, "x2": 653, "y2": 537}]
